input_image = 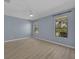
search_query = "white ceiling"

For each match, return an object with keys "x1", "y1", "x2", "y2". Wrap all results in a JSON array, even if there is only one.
[{"x1": 4, "y1": 0, "x2": 75, "y2": 20}]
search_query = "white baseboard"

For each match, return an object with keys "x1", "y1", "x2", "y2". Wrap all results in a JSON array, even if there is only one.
[
  {"x1": 33, "y1": 37, "x2": 75, "y2": 49},
  {"x1": 4, "y1": 37, "x2": 75, "y2": 49},
  {"x1": 4, "y1": 37, "x2": 31, "y2": 43}
]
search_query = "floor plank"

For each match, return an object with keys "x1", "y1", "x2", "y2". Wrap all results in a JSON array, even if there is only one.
[{"x1": 4, "y1": 38, "x2": 75, "y2": 59}]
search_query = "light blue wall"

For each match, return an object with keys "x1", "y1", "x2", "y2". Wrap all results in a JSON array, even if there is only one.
[
  {"x1": 4, "y1": 15, "x2": 32, "y2": 41},
  {"x1": 32, "y1": 8, "x2": 75, "y2": 47}
]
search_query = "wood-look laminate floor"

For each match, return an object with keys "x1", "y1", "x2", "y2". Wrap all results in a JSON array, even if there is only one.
[{"x1": 4, "y1": 38, "x2": 75, "y2": 59}]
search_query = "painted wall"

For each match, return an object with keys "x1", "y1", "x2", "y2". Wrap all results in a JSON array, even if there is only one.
[
  {"x1": 4, "y1": 15, "x2": 32, "y2": 41},
  {"x1": 32, "y1": 8, "x2": 75, "y2": 47}
]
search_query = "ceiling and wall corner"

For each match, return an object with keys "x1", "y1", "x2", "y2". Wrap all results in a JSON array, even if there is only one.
[{"x1": 4, "y1": 0, "x2": 75, "y2": 20}]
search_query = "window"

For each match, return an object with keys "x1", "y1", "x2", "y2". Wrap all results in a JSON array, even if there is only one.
[
  {"x1": 33, "y1": 23, "x2": 39, "y2": 34},
  {"x1": 55, "y1": 16, "x2": 68, "y2": 38}
]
